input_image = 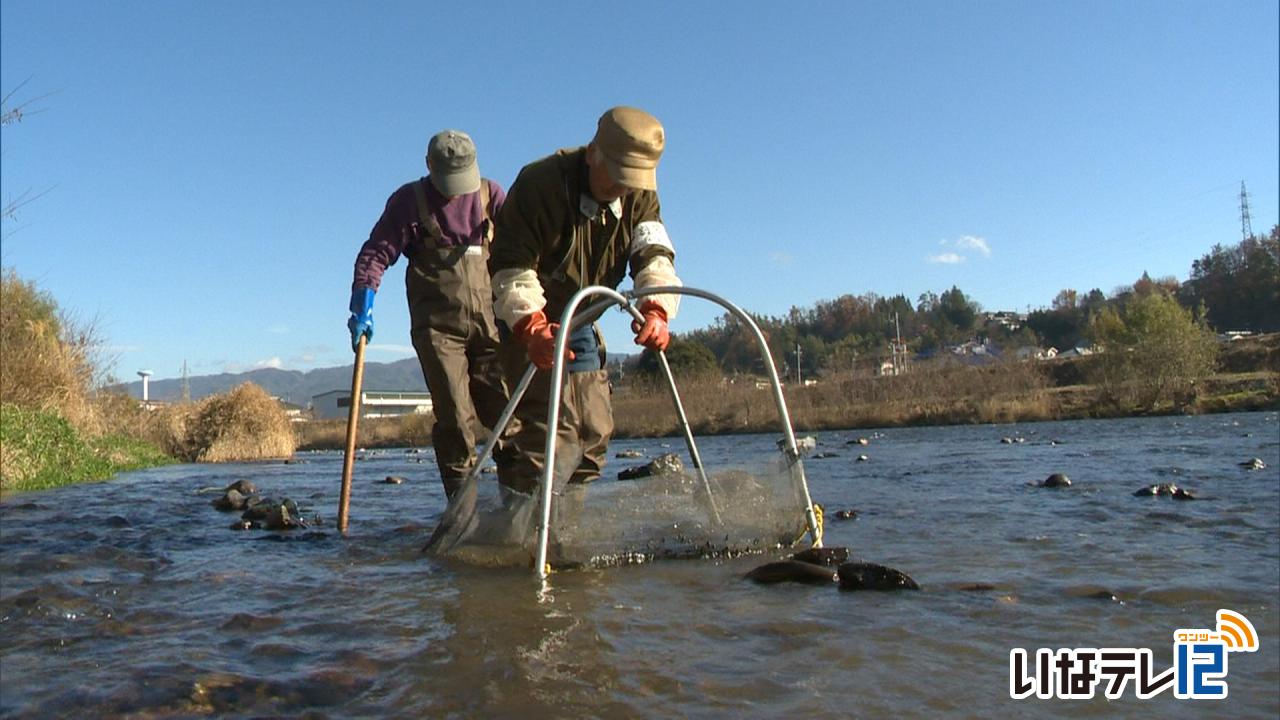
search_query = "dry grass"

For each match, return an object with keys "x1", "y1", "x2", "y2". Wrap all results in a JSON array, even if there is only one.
[
  {"x1": 149, "y1": 383, "x2": 296, "y2": 462},
  {"x1": 613, "y1": 357, "x2": 1054, "y2": 436},
  {"x1": 0, "y1": 270, "x2": 103, "y2": 432},
  {"x1": 295, "y1": 413, "x2": 432, "y2": 450}
]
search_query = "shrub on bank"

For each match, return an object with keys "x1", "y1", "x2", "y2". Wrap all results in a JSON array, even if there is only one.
[
  {"x1": 152, "y1": 383, "x2": 296, "y2": 462},
  {"x1": 0, "y1": 270, "x2": 101, "y2": 431}
]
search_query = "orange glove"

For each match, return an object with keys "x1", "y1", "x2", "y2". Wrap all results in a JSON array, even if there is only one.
[
  {"x1": 513, "y1": 310, "x2": 574, "y2": 370},
  {"x1": 631, "y1": 301, "x2": 670, "y2": 352}
]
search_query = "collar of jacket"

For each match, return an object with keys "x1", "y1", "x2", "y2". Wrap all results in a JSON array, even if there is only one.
[{"x1": 578, "y1": 192, "x2": 622, "y2": 221}]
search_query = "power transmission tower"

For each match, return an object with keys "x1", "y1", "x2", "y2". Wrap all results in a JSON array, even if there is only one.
[{"x1": 1239, "y1": 181, "x2": 1254, "y2": 242}]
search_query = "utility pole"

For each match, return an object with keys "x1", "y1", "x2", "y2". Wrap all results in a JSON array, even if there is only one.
[
  {"x1": 795, "y1": 343, "x2": 802, "y2": 385},
  {"x1": 1239, "y1": 181, "x2": 1254, "y2": 242},
  {"x1": 893, "y1": 311, "x2": 905, "y2": 376}
]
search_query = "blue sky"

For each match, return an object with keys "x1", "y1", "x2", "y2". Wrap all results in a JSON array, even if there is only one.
[{"x1": 2, "y1": 1, "x2": 1277, "y2": 382}]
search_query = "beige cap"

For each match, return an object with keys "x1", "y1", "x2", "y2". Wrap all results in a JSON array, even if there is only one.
[
  {"x1": 427, "y1": 130, "x2": 481, "y2": 196},
  {"x1": 592, "y1": 107, "x2": 664, "y2": 191}
]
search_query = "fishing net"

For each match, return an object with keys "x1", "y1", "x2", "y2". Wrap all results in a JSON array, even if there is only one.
[{"x1": 423, "y1": 442, "x2": 810, "y2": 570}]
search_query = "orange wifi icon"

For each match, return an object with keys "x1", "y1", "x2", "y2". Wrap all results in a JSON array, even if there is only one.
[{"x1": 1217, "y1": 609, "x2": 1259, "y2": 652}]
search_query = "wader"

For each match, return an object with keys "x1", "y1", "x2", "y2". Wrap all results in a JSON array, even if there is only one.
[
  {"x1": 406, "y1": 180, "x2": 510, "y2": 497},
  {"x1": 495, "y1": 332, "x2": 612, "y2": 496},
  {"x1": 494, "y1": 159, "x2": 619, "y2": 497}
]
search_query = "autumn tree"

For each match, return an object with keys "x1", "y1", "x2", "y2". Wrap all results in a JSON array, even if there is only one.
[{"x1": 1087, "y1": 290, "x2": 1218, "y2": 409}]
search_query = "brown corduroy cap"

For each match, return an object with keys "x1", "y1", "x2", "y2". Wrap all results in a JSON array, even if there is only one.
[{"x1": 592, "y1": 107, "x2": 664, "y2": 191}]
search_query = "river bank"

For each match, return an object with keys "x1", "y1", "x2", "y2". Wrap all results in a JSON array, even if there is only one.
[{"x1": 0, "y1": 404, "x2": 174, "y2": 495}]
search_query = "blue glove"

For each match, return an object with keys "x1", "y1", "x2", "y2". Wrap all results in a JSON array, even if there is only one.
[{"x1": 347, "y1": 287, "x2": 375, "y2": 351}]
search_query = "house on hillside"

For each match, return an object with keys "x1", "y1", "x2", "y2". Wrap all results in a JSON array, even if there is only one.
[
  {"x1": 1056, "y1": 344, "x2": 1097, "y2": 359},
  {"x1": 1015, "y1": 346, "x2": 1058, "y2": 361},
  {"x1": 949, "y1": 339, "x2": 1001, "y2": 365},
  {"x1": 311, "y1": 389, "x2": 433, "y2": 420}
]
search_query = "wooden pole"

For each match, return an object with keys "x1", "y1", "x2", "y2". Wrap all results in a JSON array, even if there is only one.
[{"x1": 337, "y1": 336, "x2": 366, "y2": 533}]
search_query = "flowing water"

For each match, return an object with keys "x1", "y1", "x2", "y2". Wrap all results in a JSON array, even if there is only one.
[{"x1": 2, "y1": 412, "x2": 1277, "y2": 718}]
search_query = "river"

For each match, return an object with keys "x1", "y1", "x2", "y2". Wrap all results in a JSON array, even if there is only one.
[{"x1": 2, "y1": 411, "x2": 1277, "y2": 718}]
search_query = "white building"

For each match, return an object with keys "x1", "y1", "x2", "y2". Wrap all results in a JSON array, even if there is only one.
[{"x1": 311, "y1": 389, "x2": 433, "y2": 420}]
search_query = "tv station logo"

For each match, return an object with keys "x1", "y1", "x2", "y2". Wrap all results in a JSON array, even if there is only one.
[{"x1": 1010, "y1": 609, "x2": 1259, "y2": 700}]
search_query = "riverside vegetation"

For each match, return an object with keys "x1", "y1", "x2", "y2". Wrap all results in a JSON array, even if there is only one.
[{"x1": 0, "y1": 271, "x2": 295, "y2": 495}]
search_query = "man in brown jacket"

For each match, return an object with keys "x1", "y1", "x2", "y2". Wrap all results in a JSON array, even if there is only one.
[
  {"x1": 489, "y1": 106, "x2": 683, "y2": 497},
  {"x1": 349, "y1": 130, "x2": 510, "y2": 498}
]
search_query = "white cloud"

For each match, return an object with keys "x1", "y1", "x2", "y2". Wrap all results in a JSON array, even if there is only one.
[
  {"x1": 926, "y1": 235, "x2": 992, "y2": 265},
  {"x1": 956, "y1": 235, "x2": 991, "y2": 257},
  {"x1": 253, "y1": 357, "x2": 284, "y2": 369},
  {"x1": 770, "y1": 251, "x2": 794, "y2": 267}
]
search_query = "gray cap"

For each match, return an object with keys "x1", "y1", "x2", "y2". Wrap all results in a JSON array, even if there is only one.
[{"x1": 426, "y1": 130, "x2": 481, "y2": 197}]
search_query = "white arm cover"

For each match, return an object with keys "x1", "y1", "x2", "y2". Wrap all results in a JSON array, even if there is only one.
[
  {"x1": 633, "y1": 254, "x2": 682, "y2": 320},
  {"x1": 492, "y1": 268, "x2": 547, "y2": 326}
]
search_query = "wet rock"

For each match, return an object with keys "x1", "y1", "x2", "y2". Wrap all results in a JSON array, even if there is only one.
[
  {"x1": 856, "y1": 454, "x2": 869, "y2": 462},
  {"x1": 1238, "y1": 457, "x2": 1266, "y2": 470},
  {"x1": 212, "y1": 489, "x2": 249, "y2": 512},
  {"x1": 241, "y1": 498, "x2": 300, "y2": 524},
  {"x1": 791, "y1": 546, "x2": 850, "y2": 566},
  {"x1": 230, "y1": 519, "x2": 257, "y2": 531},
  {"x1": 846, "y1": 437, "x2": 870, "y2": 446},
  {"x1": 837, "y1": 562, "x2": 920, "y2": 591},
  {"x1": 617, "y1": 452, "x2": 684, "y2": 480},
  {"x1": 1030, "y1": 473, "x2": 1071, "y2": 488},
  {"x1": 261, "y1": 502, "x2": 305, "y2": 531},
  {"x1": 830, "y1": 509, "x2": 859, "y2": 521},
  {"x1": 958, "y1": 583, "x2": 998, "y2": 592},
  {"x1": 1134, "y1": 483, "x2": 1195, "y2": 500},
  {"x1": 615, "y1": 449, "x2": 645, "y2": 459},
  {"x1": 225, "y1": 479, "x2": 257, "y2": 496},
  {"x1": 105, "y1": 515, "x2": 130, "y2": 528},
  {"x1": 777, "y1": 436, "x2": 817, "y2": 454},
  {"x1": 745, "y1": 560, "x2": 837, "y2": 585},
  {"x1": 380, "y1": 476, "x2": 406, "y2": 485},
  {"x1": 812, "y1": 451, "x2": 839, "y2": 459}
]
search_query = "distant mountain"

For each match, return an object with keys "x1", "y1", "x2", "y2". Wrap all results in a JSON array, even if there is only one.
[
  {"x1": 114, "y1": 357, "x2": 427, "y2": 406},
  {"x1": 114, "y1": 352, "x2": 637, "y2": 407}
]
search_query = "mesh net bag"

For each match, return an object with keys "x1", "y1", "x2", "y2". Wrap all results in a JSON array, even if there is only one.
[{"x1": 423, "y1": 446, "x2": 809, "y2": 570}]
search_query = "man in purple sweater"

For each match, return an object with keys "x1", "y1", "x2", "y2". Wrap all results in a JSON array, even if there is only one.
[{"x1": 349, "y1": 130, "x2": 510, "y2": 498}]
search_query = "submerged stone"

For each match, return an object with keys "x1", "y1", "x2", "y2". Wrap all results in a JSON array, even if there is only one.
[
  {"x1": 1134, "y1": 483, "x2": 1195, "y2": 499},
  {"x1": 617, "y1": 452, "x2": 684, "y2": 480},
  {"x1": 745, "y1": 560, "x2": 837, "y2": 585},
  {"x1": 791, "y1": 546, "x2": 850, "y2": 566},
  {"x1": 837, "y1": 562, "x2": 920, "y2": 591}
]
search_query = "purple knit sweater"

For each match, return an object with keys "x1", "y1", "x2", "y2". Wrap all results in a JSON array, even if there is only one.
[{"x1": 351, "y1": 177, "x2": 506, "y2": 292}]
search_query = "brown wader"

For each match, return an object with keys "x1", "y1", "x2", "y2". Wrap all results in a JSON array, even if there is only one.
[
  {"x1": 406, "y1": 181, "x2": 510, "y2": 497},
  {"x1": 495, "y1": 333, "x2": 613, "y2": 496}
]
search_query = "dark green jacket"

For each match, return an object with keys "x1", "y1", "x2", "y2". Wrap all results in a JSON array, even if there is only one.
[{"x1": 490, "y1": 146, "x2": 673, "y2": 322}]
